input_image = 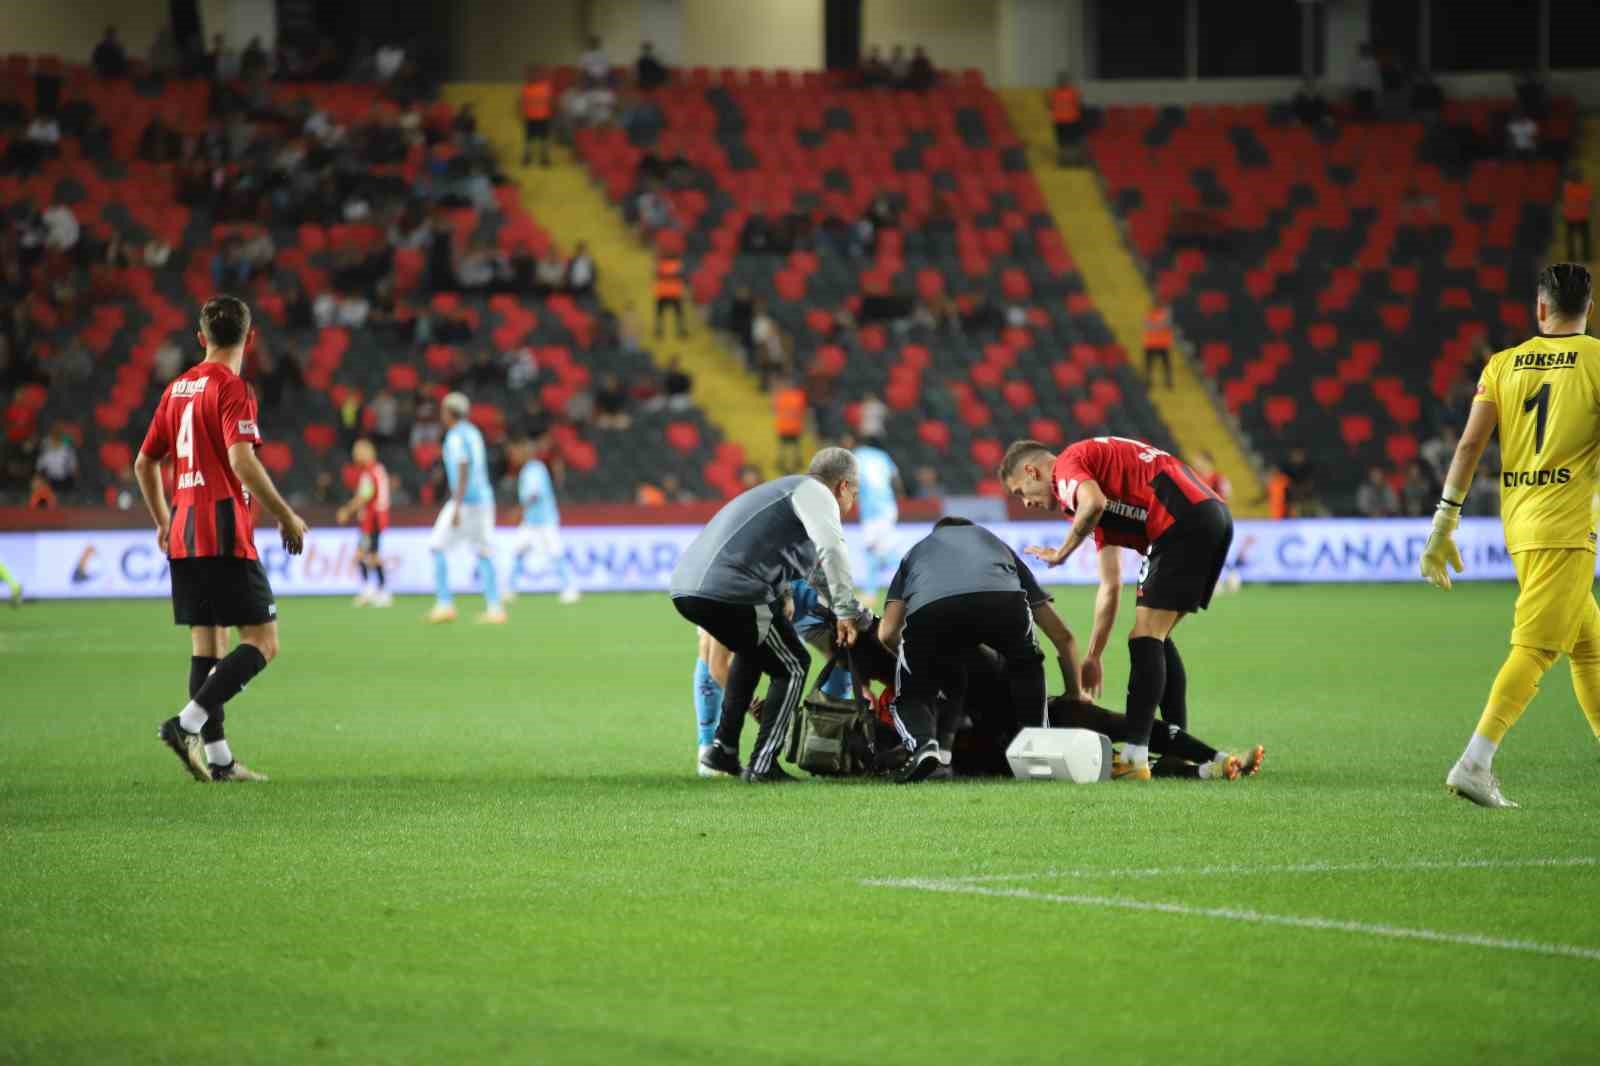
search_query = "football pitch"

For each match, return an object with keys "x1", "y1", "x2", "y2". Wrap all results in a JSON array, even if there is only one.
[{"x1": 3, "y1": 583, "x2": 1598, "y2": 1066}]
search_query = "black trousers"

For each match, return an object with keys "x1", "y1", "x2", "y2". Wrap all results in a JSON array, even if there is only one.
[
  {"x1": 1144, "y1": 345, "x2": 1172, "y2": 388},
  {"x1": 894, "y1": 591, "x2": 1044, "y2": 748},
  {"x1": 655, "y1": 296, "x2": 687, "y2": 337},
  {"x1": 673, "y1": 595, "x2": 809, "y2": 774}
]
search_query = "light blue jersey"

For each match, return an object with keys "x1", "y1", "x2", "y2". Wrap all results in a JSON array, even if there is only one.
[
  {"x1": 442, "y1": 421, "x2": 493, "y2": 505},
  {"x1": 518, "y1": 459, "x2": 560, "y2": 527},
  {"x1": 855, "y1": 445, "x2": 899, "y2": 525}
]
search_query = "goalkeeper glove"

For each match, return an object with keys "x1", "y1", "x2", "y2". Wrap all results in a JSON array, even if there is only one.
[{"x1": 1420, "y1": 500, "x2": 1464, "y2": 590}]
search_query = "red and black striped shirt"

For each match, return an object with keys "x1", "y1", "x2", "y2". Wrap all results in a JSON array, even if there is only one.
[{"x1": 139, "y1": 361, "x2": 263, "y2": 560}]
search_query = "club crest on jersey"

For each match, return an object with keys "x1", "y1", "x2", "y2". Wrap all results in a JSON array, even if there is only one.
[
  {"x1": 172, "y1": 378, "x2": 210, "y2": 397},
  {"x1": 177, "y1": 470, "x2": 207, "y2": 489}
]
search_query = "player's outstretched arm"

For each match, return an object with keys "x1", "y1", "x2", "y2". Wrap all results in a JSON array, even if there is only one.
[
  {"x1": 229, "y1": 442, "x2": 309, "y2": 555},
  {"x1": 1031, "y1": 602, "x2": 1083, "y2": 701},
  {"x1": 132, "y1": 451, "x2": 171, "y2": 552},
  {"x1": 1081, "y1": 547, "x2": 1123, "y2": 699},
  {"x1": 1421, "y1": 401, "x2": 1496, "y2": 590},
  {"x1": 1025, "y1": 479, "x2": 1106, "y2": 567}
]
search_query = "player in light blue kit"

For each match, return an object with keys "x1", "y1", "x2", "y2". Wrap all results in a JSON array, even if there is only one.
[
  {"x1": 507, "y1": 429, "x2": 580, "y2": 605},
  {"x1": 851, "y1": 434, "x2": 903, "y2": 596},
  {"x1": 427, "y1": 392, "x2": 506, "y2": 624}
]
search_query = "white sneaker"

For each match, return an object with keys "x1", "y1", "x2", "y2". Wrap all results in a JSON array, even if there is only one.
[
  {"x1": 559, "y1": 588, "x2": 581, "y2": 605},
  {"x1": 370, "y1": 590, "x2": 393, "y2": 608},
  {"x1": 1446, "y1": 758, "x2": 1519, "y2": 808},
  {"x1": 352, "y1": 590, "x2": 372, "y2": 607},
  {"x1": 697, "y1": 744, "x2": 725, "y2": 777}
]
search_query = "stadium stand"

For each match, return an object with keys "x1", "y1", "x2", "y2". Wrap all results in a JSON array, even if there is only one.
[
  {"x1": 0, "y1": 60, "x2": 729, "y2": 507},
  {"x1": 569, "y1": 66, "x2": 1174, "y2": 497},
  {"x1": 1086, "y1": 98, "x2": 1575, "y2": 510}
]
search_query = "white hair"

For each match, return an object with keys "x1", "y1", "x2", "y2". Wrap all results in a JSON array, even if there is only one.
[
  {"x1": 442, "y1": 391, "x2": 470, "y2": 418},
  {"x1": 808, "y1": 446, "x2": 858, "y2": 487}
]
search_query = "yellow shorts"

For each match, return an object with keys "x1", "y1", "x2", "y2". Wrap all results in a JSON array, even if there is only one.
[{"x1": 1510, "y1": 548, "x2": 1600, "y2": 653}]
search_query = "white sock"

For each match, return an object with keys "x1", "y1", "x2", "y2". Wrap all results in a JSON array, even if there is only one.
[
  {"x1": 1198, "y1": 754, "x2": 1227, "y2": 780},
  {"x1": 1464, "y1": 733, "x2": 1498, "y2": 769},
  {"x1": 204, "y1": 740, "x2": 232, "y2": 766},
  {"x1": 1124, "y1": 744, "x2": 1149, "y2": 766},
  {"x1": 177, "y1": 701, "x2": 208, "y2": 733}
]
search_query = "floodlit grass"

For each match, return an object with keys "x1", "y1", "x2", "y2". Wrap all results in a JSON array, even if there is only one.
[{"x1": 3, "y1": 584, "x2": 1597, "y2": 1065}]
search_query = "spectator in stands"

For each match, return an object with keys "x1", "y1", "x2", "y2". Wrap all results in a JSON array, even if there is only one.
[
  {"x1": 1400, "y1": 462, "x2": 1433, "y2": 518},
  {"x1": 212, "y1": 237, "x2": 251, "y2": 290},
  {"x1": 637, "y1": 481, "x2": 667, "y2": 506},
  {"x1": 636, "y1": 181, "x2": 675, "y2": 232},
  {"x1": 860, "y1": 46, "x2": 890, "y2": 89},
  {"x1": 369, "y1": 389, "x2": 401, "y2": 444},
  {"x1": 411, "y1": 401, "x2": 443, "y2": 452},
  {"x1": 456, "y1": 238, "x2": 508, "y2": 291},
  {"x1": 7, "y1": 114, "x2": 61, "y2": 173},
  {"x1": 241, "y1": 37, "x2": 270, "y2": 81},
  {"x1": 210, "y1": 34, "x2": 241, "y2": 82},
  {"x1": 1291, "y1": 78, "x2": 1329, "y2": 129},
  {"x1": 750, "y1": 301, "x2": 787, "y2": 387},
  {"x1": 505, "y1": 346, "x2": 539, "y2": 392},
  {"x1": 1143, "y1": 302, "x2": 1174, "y2": 388},
  {"x1": 1506, "y1": 111, "x2": 1538, "y2": 159},
  {"x1": 1410, "y1": 70, "x2": 1444, "y2": 113},
  {"x1": 1564, "y1": 170, "x2": 1592, "y2": 263},
  {"x1": 93, "y1": 27, "x2": 129, "y2": 78},
  {"x1": 773, "y1": 377, "x2": 809, "y2": 472},
  {"x1": 41, "y1": 203, "x2": 79, "y2": 254},
  {"x1": 654, "y1": 248, "x2": 688, "y2": 340},
  {"x1": 1049, "y1": 72, "x2": 1084, "y2": 166},
  {"x1": 594, "y1": 373, "x2": 632, "y2": 431},
  {"x1": 375, "y1": 41, "x2": 406, "y2": 83},
  {"x1": 739, "y1": 204, "x2": 775, "y2": 254},
  {"x1": 566, "y1": 242, "x2": 596, "y2": 295},
  {"x1": 153, "y1": 339, "x2": 184, "y2": 382},
  {"x1": 662, "y1": 356, "x2": 694, "y2": 411},
  {"x1": 256, "y1": 345, "x2": 304, "y2": 412},
  {"x1": 887, "y1": 46, "x2": 911, "y2": 87},
  {"x1": 139, "y1": 113, "x2": 183, "y2": 163},
  {"x1": 1421, "y1": 424, "x2": 1458, "y2": 488},
  {"x1": 1350, "y1": 43, "x2": 1380, "y2": 119},
  {"x1": 1356, "y1": 467, "x2": 1399, "y2": 518},
  {"x1": 858, "y1": 391, "x2": 887, "y2": 440},
  {"x1": 661, "y1": 474, "x2": 692, "y2": 504},
  {"x1": 1282, "y1": 447, "x2": 1317, "y2": 514},
  {"x1": 580, "y1": 36, "x2": 611, "y2": 89},
  {"x1": 28, "y1": 473, "x2": 57, "y2": 510},
  {"x1": 36, "y1": 431, "x2": 78, "y2": 494},
  {"x1": 636, "y1": 42, "x2": 669, "y2": 91},
  {"x1": 1514, "y1": 69, "x2": 1550, "y2": 120},
  {"x1": 535, "y1": 247, "x2": 567, "y2": 294},
  {"x1": 913, "y1": 466, "x2": 945, "y2": 499},
  {"x1": 906, "y1": 46, "x2": 935, "y2": 91}
]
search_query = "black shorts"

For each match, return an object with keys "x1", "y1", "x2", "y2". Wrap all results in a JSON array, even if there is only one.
[
  {"x1": 1054, "y1": 121, "x2": 1081, "y2": 146},
  {"x1": 170, "y1": 557, "x2": 277, "y2": 628},
  {"x1": 524, "y1": 118, "x2": 550, "y2": 139},
  {"x1": 359, "y1": 527, "x2": 383, "y2": 554},
  {"x1": 1138, "y1": 499, "x2": 1233, "y2": 613}
]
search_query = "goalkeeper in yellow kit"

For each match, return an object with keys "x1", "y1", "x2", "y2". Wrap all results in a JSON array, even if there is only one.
[{"x1": 1422, "y1": 263, "x2": 1600, "y2": 807}]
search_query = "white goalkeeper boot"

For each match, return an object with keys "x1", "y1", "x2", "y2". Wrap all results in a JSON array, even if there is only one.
[{"x1": 1446, "y1": 758, "x2": 1519, "y2": 809}]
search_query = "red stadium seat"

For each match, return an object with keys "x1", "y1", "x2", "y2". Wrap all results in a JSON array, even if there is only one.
[
  {"x1": 1051, "y1": 360, "x2": 1086, "y2": 392},
  {"x1": 1386, "y1": 434, "x2": 1418, "y2": 466},
  {"x1": 1263, "y1": 395, "x2": 1297, "y2": 432},
  {"x1": 1028, "y1": 417, "x2": 1064, "y2": 446},
  {"x1": 303, "y1": 424, "x2": 337, "y2": 452},
  {"x1": 1001, "y1": 380, "x2": 1036, "y2": 410},
  {"x1": 665, "y1": 421, "x2": 701, "y2": 454},
  {"x1": 1339, "y1": 414, "x2": 1373, "y2": 449},
  {"x1": 258, "y1": 442, "x2": 293, "y2": 474},
  {"x1": 970, "y1": 438, "x2": 1004, "y2": 470},
  {"x1": 98, "y1": 441, "x2": 132, "y2": 472},
  {"x1": 917, "y1": 420, "x2": 951, "y2": 451}
]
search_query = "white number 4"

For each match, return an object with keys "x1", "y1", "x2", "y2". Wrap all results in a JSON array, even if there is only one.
[{"x1": 176, "y1": 401, "x2": 195, "y2": 468}]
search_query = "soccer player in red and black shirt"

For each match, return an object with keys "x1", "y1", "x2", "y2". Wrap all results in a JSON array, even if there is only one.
[
  {"x1": 133, "y1": 296, "x2": 309, "y2": 782},
  {"x1": 336, "y1": 437, "x2": 391, "y2": 607},
  {"x1": 1000, "y1": 435, "x2": 1235, "y2": 780}
]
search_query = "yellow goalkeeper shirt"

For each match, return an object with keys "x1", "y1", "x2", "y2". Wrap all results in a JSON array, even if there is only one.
[{"x1": 1474, "y1": 332, "x2": 1600, "y2": 553}]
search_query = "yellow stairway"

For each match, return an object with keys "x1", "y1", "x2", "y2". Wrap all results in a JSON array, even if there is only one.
[
  {"x1": 443, "y1": 83, "x2": 787, "y2": 475},
  {"x1": 999, "y1": 89, "x2": 1267, "y2": 514}
]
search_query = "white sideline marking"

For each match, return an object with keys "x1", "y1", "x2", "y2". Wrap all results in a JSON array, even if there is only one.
[
  {"x1": 905, "y1": 855, "x2": 1600, "y2": 885},
  {"x1": 864, "y1": 878, "x2": 1600, "y2": 962}
]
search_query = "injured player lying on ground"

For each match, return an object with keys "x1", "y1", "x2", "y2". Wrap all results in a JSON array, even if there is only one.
[{"x1": 774, "y1": 579, "x2": 1264, "y2": 781}]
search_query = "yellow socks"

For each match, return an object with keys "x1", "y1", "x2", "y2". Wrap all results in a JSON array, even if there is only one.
[{"x1": 1474, "y1": 645, "x2": 1559, "y2": 745}]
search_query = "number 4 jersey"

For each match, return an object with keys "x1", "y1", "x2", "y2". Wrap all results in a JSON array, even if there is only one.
[
  {"x1": 1051, "y1": 436, "x2": 1223, "y2": 553},
  {"x1": 1475, "y1": 332, "x2": 1600, "y2": 554},
  {"x1": 139, "y1": 360, "x2": 264, "y2": 560}
]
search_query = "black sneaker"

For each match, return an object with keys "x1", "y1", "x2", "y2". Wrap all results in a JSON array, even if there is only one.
[
  {"x1": 157, "y1": 717, "x2": 211, "y2": 781},
  {"x1": 742, "y1": 763, "x2": 796, "y2": 783},
  {"x1": 699, "y1": 740, "x2": 742, "y2": 778},
  {"x1": 896, "y1": 740, "x2": 942, "y2": 784}
]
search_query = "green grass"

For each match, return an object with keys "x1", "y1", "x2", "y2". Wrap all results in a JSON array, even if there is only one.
[{"x1": 3, "y1": 583, "x2": 1599, "y2": 1066}]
